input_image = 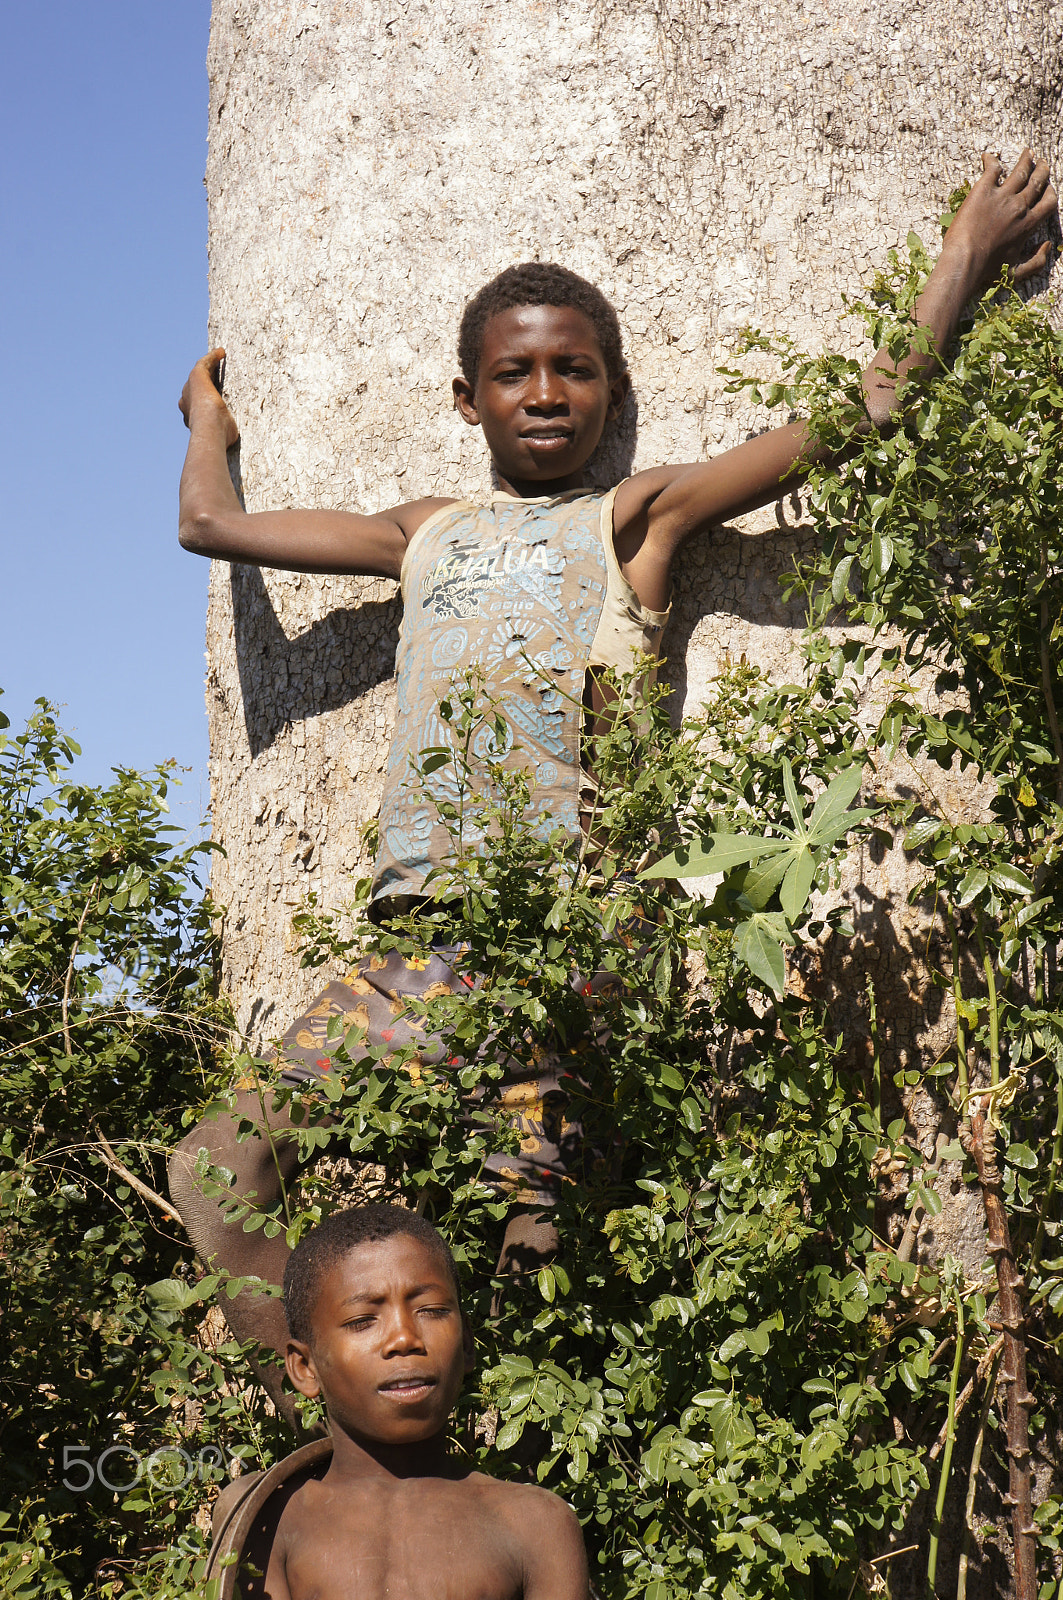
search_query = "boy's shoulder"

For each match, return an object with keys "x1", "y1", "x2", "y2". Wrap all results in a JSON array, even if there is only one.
[
  {"x1": 394, "y1": 495, "x2": 463, "y2": 539},
  {"x1": 468, "y1": 1470, "x2": 583, "y2": 1540},
  {"x1": 614, "y1": 463, "x2": 691, "y2": 518}
]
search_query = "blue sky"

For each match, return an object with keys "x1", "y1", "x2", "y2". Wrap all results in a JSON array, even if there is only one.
[{"x1": 2, "y1": 4, "x2": 212, "y2": 831}]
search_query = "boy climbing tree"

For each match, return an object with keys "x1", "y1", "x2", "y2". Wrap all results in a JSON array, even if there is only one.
[{"x1": 169, "y1": 151, "x2": 1055, "y2": 1426}]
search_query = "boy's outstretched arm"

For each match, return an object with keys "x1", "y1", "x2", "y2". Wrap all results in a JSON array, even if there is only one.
[
  {"x1": 617, "y1": 150, "x2": 1056, "y2": 609},
  {"x1": 177, "y1": 349, "x2": 455, "y2": 578}
]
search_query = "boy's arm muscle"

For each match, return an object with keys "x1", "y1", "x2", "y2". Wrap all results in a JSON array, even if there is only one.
[
  {"x1": 261, "y1": 1524, "x2": 294, "y2": 1600},
  {"x1": 514, "y1": 1490, "x2": 589, "y2": 1600},
  {"x1": 616, "y1": 150, "x2": 1055, "y2": 604},
  {"x1": 178, "y1": 350, "x2": 455, "y2": 579}
]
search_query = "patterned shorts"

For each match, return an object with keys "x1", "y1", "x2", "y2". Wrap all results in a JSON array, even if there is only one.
[{"x1": 272, "y1": 946, "x2": 618, "y2": 1204}]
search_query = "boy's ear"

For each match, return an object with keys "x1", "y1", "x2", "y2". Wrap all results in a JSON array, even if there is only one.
[
  {"x1": 461, "y1": 1313, "x2": 475, "y2": 1376},
  {"x1": 285, "y1": 1339, "x2": 322, "y2": 1399},
  {"x1": 606, "y1": 370, "x2": 631, "y2": 422},
  {"x1": 452, "y1": 376, "x2": 480, "y2": 427}
]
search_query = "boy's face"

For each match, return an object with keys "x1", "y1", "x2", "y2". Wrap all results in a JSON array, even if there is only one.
[
  {"x1": 286, "y1": 1235, "x2": 472, "y2": 1448},
  {"x1": 453, "y1": 304, "x2": 629, "y2": 490}
]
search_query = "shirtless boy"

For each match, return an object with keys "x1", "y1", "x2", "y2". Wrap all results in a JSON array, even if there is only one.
[
  {"x1": 169, "y1": 151, "x2": 1055, "y2": 1421},
  {"x1": 264, "y1": 1205, "x2": 588, "y2": 1600}
]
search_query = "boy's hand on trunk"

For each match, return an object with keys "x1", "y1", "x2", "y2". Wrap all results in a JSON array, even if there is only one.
[
  {"x1": 945, "y1": 149, "x2": 1056, "y2": 296},
  {"x1": 179, "y1": 347, "x2": 240, "y2": 448}
]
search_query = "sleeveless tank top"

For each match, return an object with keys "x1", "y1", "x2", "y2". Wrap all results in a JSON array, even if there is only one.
[{"x1": 371, "y1": 486, "x2": 669, "y2": 909}]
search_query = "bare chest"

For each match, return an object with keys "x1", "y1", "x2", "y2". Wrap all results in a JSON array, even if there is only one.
[{"x1": 278, "y1": 1484, "x2": 522, "y2": 1600}]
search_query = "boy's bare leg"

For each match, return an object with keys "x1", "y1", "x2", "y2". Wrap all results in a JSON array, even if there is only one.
[
  {"x1": 168, "y1": 1088, "x2": 313, "y2": 1429},
  {"x1": 497, "y1": 1206, "x2": 558, "y2": 1276},
  {"x1": 492, "y1": 1206, "x2": 559, "y2": 1321}
]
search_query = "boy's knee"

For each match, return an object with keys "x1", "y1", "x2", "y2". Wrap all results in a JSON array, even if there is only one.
[
  {"x1": 498, "y1": 1206, "x2": 558, "y2": 1277},
  {"x1": 167, "y1": 1090, "x2": 315, "y2": 1228},
  {"x1": 167, "y1": 1122, "x2": 233, "y2": 1245}
]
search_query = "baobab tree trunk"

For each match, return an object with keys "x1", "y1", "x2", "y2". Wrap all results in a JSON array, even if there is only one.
[
  {"x1": 201, "y1": 0, "x2": 1060, "y2": 1590},
  {"x1": 203, "y1": 0, "x2": 1059, "y2": 1045}
]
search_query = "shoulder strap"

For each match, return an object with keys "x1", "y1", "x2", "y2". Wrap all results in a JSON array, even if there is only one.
[
  {"x1": 399, "y1": 500, "x2": 476, "y2": 596},
  {"x1": 204, "y1": 1436, "x2": 334, "y2": 1599}
]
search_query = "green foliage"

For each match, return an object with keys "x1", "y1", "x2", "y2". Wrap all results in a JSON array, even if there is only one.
[
  {"x1": 285, "y1": 263, "x2": 1063, "y2": 1594},
  {"x1": 724, "y1": 251, "x2": 1063, "y2": 1592},
  {"x1": 283, "y1": 670, "x2": 935, "y2": 1598},
  {"x1": 647, "y1": 758, "x2": 878, "y2": 994},
  {"x1": 0, "y1": 696, "x2": 288, "y2": 1595}
]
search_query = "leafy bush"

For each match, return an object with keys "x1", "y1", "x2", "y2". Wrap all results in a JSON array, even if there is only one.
[
  {"x1": 718, "y1": 252, "x2": 1063, "y2": 1598},
  {"x1": 0, "y1": 699, "x2": 284, "y2": 1596}
]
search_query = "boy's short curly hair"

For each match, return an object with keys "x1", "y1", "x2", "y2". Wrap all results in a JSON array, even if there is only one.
[
  {"x1": 458, "y1": 262, "x2": 626, "y2": 390},
  {"x1": 283, "y1": 1205, "x2": 460, "y2": 1345}
]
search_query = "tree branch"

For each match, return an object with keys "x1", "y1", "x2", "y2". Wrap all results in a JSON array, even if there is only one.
[
  {"x1": 94, "y1": 1129, "x2": 182, "y2": 1224},
  {"x1": 964, "y1": 1106, "x2": 1037, "y2": 1600},
  {"x1": 62, "y1": 893, "x2": 96, "y2": 1056},
  {"x1": 1039, "y1": 570, "x2": 1063, "y2": 809}
]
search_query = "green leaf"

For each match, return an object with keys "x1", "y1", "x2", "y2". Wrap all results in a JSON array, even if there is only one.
[
  {"x1": 831, "y1": 554, "x2": 855, "y2": 604},
  {"x1": 990, "y1": 865, "x2": 1034, "y2": 897},
  {"x1": 495, "y1": 1418, "x2": 525, "y2": 1451},
  {"x1": 871, "y1": 528, "x2": 894, "y2": 576},
  {"x1": 642, "y1": 834, "x2": 786, "y2": 880},
  {"x1": 744, "y1": 1319, "x2": 775, "y2": 1357},
  {"x1": 957, "y1": 868, "x2": 990, "y2": 908},
  {"x1": 903, "y1": 815, "x2": 941, "y2": 851},
  {"x1": 680, "y1": 1097, "x2": 703, "y2": 1133},
  {"x1": 718, "y1": 1331, "x2": 746, "y2": 1361},
  {"x1": 145, "y1": 1278, "x2": 205, "y2": 1313},
  {"x1": 806, "y1": 763, "x2": 866, "y2": 836},
  {"x1": 731, "y1": 850, "x2": 789, "y2": 910},
  {"x1": 781, "y1": 761, "x2": 806, "y2": 834},
  {"x1": 780, "y1": 846, "x2": 817, "y2": 922},
  {"x1": 419, "y1": 751, "x2": 451, "y2": 774},
  {"x1": 735, "y1": 914, "x2": 788, "y2": 996}
]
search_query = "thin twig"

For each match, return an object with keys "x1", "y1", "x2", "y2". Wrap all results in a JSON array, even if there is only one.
[
  {"x1": 926, "y1": 1282, "x2": 965, "y2": 1598},
  {"x1": 924, "y1": 1336, "x2": 1003, "y2": 1465},
  {"x1": 975, "y1": 921, "x2": 1000, "y2": 1090},
  {"x1": 94, "y1": 1129, "x2": 182, "y2": 1223},
  {"x1": 957, "y1": 1350, "x2": 1001, "y2": 1600},
  {"x1": 0, "y1": 1004, "x2": 209, "y2": 1061},
  {"x1": 966, "y1": 1106, "x2": 1037, "y2": 1600},
  {"x1": 1029, "y1": 1061, "x2": 1063, "y2": 1280},
  {"x1": 244, "y1": 1058, "x2": 302, "y2": 1230},
  {"x1": 950, "y1": 915, "x2": 968, "y2": 1103},
  {"x1": 872, "y1": 1543, "x2": 920, "y2": 1564},
  {"x1": 853, "y1": 1134, "x2": 951, "y2": 1456},
  {"x1": 61, "y1": 894, "x2": 96, "y2": 1056},
  {"x1": 1039, "y1": 569, "x2": 1063, "y2": 809},
  {"x1": 898, "y1": 1133, "x2": 952, "y2": 1265}
]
